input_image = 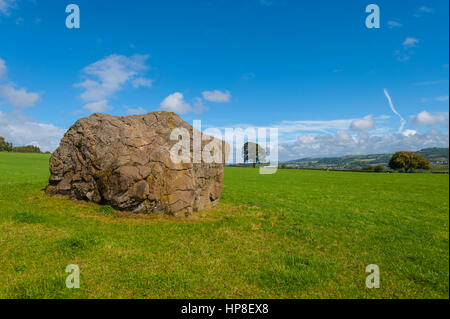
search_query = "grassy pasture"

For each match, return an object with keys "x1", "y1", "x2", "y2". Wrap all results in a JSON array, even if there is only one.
[{"x1": 0, "y1": 152, "x2": 448, "y2": 298}]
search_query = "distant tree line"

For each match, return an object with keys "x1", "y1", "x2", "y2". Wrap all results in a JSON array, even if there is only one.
[
  {"x1": 0, "y1": 136, "x2": 42, "y2": 153},
  {"x1": 0, "y1": 136, "x2": 13, "y2": 152},
  {"x1": 278, "y1": 151, "x2": 432, "y2": 173}
]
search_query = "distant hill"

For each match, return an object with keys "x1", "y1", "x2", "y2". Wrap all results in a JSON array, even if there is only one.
[
  {"x1": 417, "y1": 148, "x2": 449, "y2": 164},
  {"x1": 285, "y1": 147, "x2": 449, "y2": 169}
]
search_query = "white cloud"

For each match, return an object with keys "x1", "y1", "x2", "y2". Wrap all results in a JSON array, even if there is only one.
[
  {"x1": 82, "y1": 100, "x2": 110, "y2": 113},
  {"x1": 160, "y1": 93, "x2": 208, "y2": 114},
  {"x1": 126, "y1": 106, "x2": 147, "y2": 115},
  {"x1": 387, "y1": 20, "x2": 402, "y2": 28},
  {"x1": 297, "y1": 134, "x2": 316, "y2": 145},
  {"x1": 403, "y1": 37, "x2": 419, "y2": 47},
  {"x1": 0, "y1": 58, "x2": 41, "y2": 107},
  {"x1": 279, "y1": 129, "x2": 448, "y2": 160},
  {"x1": 402, "y1": 129, "x2": 417, "y2": 137},
  {"x1": 0, "y1": 0, "x2": 16, "y2": 16},
  {"x1": 76, "y1": 54, "x2": 150, "y2": 102},
  {"x1": 160, "y1": 92, "x2": 192, "y2": 114},
  {"x1": 0, "y1": 84, "x2": 41, "y2": 107},
  {"x1": 0, "y1": 58, "x2": 6, "y2": 79},
  {"x1": 0, "y1": 111, "x2": 66, "y2": 152},
  {"x1": 204, "y1": 113, "x2": 448, "y2": 161},
  {"x1": 202, "y1": 90, "x2": 231, "y2": 103},
  {"x1": 210, "y1": 118, "x2": 361, "y2": 147},
  {"x1": 132, "y1": 77, "x2": 153, "y2": 88},
  {"x1": 350, "y1": 115, "x2": 375, "y2": 131},
  {"x1": 410, "y1": 111, "x2": 447, "y2": 126}
]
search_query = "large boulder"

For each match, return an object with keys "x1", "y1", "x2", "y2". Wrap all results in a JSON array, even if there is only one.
[{"x1": 46, "y1": 111, "x2": 228, "y2": 215}]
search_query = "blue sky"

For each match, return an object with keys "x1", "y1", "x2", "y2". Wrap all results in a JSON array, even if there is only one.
[{"x1": 0, "y1": 0, "x2": 448, "y2": 159}]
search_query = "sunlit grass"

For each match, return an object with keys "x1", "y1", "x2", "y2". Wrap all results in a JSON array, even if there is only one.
[{"x1": 0, "y1": 152, "x2": 448, "y2": 298}]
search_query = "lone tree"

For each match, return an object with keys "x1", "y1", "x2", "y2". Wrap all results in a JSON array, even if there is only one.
[
  {"x1": 0, "y1": 136, "x2": 13, "y2": 152},
  {"x1": 389, "y1": 151, "x2": 431, "y2": 173},
  {"x1": 242, "y1": 142, "x2": 266, "y2": 168}
]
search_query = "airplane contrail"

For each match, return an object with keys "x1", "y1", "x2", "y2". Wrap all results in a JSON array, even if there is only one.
[{"x1": 383, "y1": 89, "x2": 406, "y2": 133}]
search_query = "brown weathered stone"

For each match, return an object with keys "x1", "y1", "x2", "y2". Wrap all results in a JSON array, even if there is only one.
[{"x1": 46, "y1": 111, "x2": 228, "y2": 215}]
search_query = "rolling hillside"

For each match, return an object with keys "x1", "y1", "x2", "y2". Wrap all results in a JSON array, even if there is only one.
[{"x1": 285, "y1": 148, "x2": 449, "y2": 169}]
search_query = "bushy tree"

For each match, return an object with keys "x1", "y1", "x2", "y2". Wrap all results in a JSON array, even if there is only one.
[
  {"x1": 389, "y1": 151, "x2": 431, "y2": 172},
  {"x1": 0, "y1": 136, "x2": 13, "y2": 152},
  {"x1": 373, "y1": 165, "x2": 386, "y2": 173},
  {"x1": 242, "y1": 142, "x2": 266, "y2": 168}
]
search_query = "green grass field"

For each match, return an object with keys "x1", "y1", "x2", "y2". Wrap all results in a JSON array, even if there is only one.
[{"x1": 0, "y1": 152, "x2": 448, "y2": 299}]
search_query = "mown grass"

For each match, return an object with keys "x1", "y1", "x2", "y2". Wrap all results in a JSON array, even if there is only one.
[{"x1": 0, "y1": 152, "x2": 448, "y2": 299}]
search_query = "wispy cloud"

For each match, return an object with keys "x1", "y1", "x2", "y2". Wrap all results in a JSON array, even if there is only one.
[
  {"x1": 0, "y1": 0, "x2": 17, "y2": 16},
  {"x1": 387, "y1": 20, "x2": 402, "y2": 28},
  {"x1": 419, "y1": 6, "x2": 434, "y2": 13},
  {"x1": 384, "y1": 89, "x2": 406, "y2": 133},
  {"x1": 402, "y1": 37, "x2": 419, "y2": 47},
  {"x1": 75, "y1": 54, "x2": 151, "y2": 113},
  {"x1": 132, "y1": 77, "x2": 153, "y2": 88},
  {"x1": 394, "y1": 38, "x2": 419, "y2": 61},
  {"x1": 0, "y1": 58, "x2": 41, "y2": 107},
  {"x1": 279, "y1": 129, "x2": 448, "y2": 161},
  {"x1": 0, "y1": 58, "x2": 6, "y2": 79},
  {"x1": 274, "y1": 119, "x2": 355, "y2": 135},
  {"x1": 414, "y1": 6, "x2": 434, "y2": 18},
  {"x1": 436, "y1": 95, "x2": 449, "y2": 102},
  {"x1": 202, "y1": 90, "x2": 231, "y2": 103},
  {"x1": 192, "y1": 97, "x2": 208, "y2": 114}
]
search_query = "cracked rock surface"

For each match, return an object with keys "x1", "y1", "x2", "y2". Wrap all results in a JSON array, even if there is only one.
[{"x1": 46, "y1": 111, "x2": 228, "y2": 215}]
